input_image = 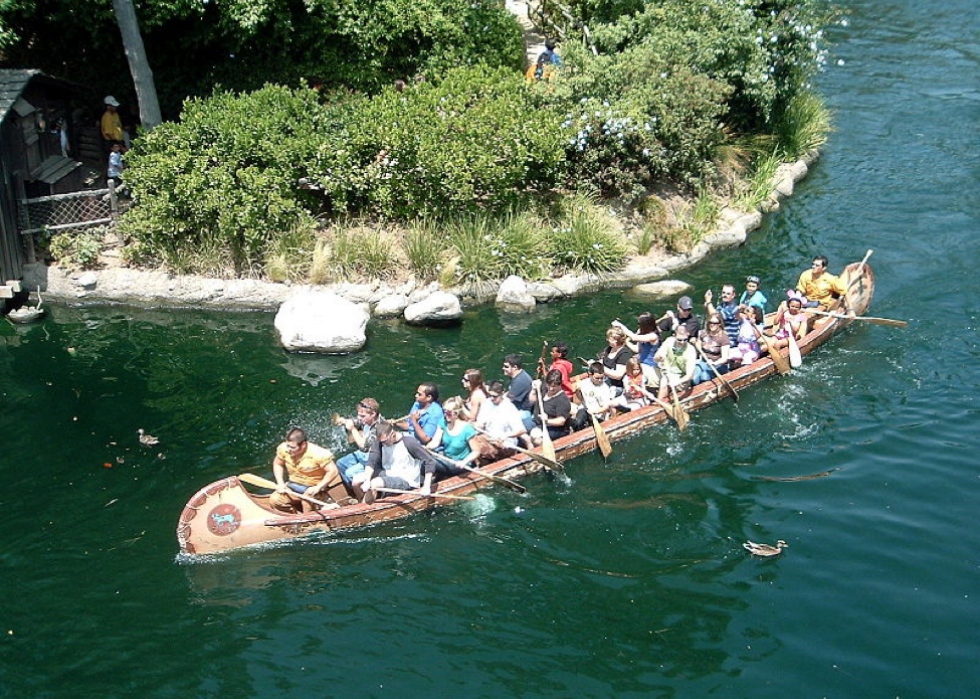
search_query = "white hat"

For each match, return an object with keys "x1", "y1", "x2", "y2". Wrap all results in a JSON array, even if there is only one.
[{"x1": 104, "y1": 95, "x2": 120, "y2": 107}]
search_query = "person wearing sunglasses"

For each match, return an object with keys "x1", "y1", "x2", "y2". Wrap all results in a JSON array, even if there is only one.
[
  {"x1": 475, "y1": 380, "x2": 530, "y2": 456},
  {"x1": 796, "y1": 255, "x2": 847, "y2": 310},
  {"x1": 654, "y1": 326, "x2": 697, "y2": 401},
  {"x1": 427, "y1": 396, "x2": 482, "y2": 477},
  {"x1": 693, "y1": 312, "x2": 732, "y2": 385}
]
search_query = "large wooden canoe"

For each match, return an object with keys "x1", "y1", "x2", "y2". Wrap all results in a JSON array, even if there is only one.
[{"x1": 177, "y1": 260, "x2": 875, "y2": 555}]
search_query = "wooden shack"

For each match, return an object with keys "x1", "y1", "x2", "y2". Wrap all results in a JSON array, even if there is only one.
[{"x1": 0, "y1": 69, "x2": 103, "y2": 301}]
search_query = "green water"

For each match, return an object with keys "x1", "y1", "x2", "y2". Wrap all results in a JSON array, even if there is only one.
[{"x1": 2, "y1": 1, "x2": 979, "y2": 696}]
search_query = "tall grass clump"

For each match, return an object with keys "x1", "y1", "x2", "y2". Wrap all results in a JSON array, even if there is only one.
[
  {"x1": 264, "y1": 223, "x2": 316, "y2": 282},
  {"x1": 403, "y1": 220, "x2": 443, "y2": 282},
  {"x1": 446, "y1": 216, "x2": 503, "y2": 283},
  {"x1": 734, "y1": 150, "x2": 783, "y2": 212},
  {"x1": 315, "y1": 224, "x2": 398, "y2": 282},
  {"x1": 548, "y1": 196, "x2": 628, "y2": 274},
  {"x1": 774, "y1": 91, "x2": 832, "y2": 159},
  {"x1": 496, "y1": 210, "x2": 549, "y2": 280}
]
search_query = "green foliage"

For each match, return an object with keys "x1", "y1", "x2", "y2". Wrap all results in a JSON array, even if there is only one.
[
  {"x1": 119, "y1": 85, "x2": 329, "y2": 273},
  {"x1": 0, "y1": 0, "x2": 525, "y2": 118},
  {"x1": 774, "y1": 91, "x2": 831, "y2": 159},
  {"x1": 322, "y1": 67, "x2": 567, "y2": 218},
  {"x1": 446, "y1": 216, "x2": 504, "y2": 283},
  {"x1": 264, "y1": 223, "x2": 316, "y2": 283},
  {"x1": 322, "y1": 225, "x2": 399, "y2": 282},
  {"x1": 733, "y1": 149, "x2": 783, "y2": 211},
  {"x1": 48, "y1": 227, "x2": 104, "y2": 270},
  {"x1": 403, "y1": 220, "x2": 444, "y2": 282},
  {"x1": 632, "y1": 224, "x2": 658, "y2": 256},
  {"x1": 557, "y1": 0, "x2": 837, "y2": 130},
  {"x1": 548, "y1": 196, "x2": 628, "y2": 274}
]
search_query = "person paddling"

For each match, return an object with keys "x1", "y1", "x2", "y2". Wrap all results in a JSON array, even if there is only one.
[
  {"x1": 335, "y1": 398, "x2": 382, "y2": 487},
  {"x1": 771, "y1": 291, "x2": 808, "y2": 350},
  {"x1": 395, "y1": 382, "x2": 445, "y2": 446},
  {"x1": 796, "y1": 255, "x2": 847, "y2": 310},
  {"x1": 270, "y1": 427, "x2": 350, "y2": 513},
  {"x1": 353, "y1": 421, "x2": 437, "y2": 504},
  {"x1": 427, "y1": 396, "x2": 482, "y2": 477},
  {"x1": 654, "y1": 326, "x2": 697, "y2": 402}
]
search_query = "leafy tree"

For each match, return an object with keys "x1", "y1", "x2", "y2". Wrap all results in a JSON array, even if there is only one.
[{"x1": 0, "y1": 0, "x2": 524, "y2": 117}]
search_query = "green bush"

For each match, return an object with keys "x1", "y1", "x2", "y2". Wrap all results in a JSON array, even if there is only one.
[
  {"x1": 49, "y1": 227, "x2": 104, "y2": 270},
  {"x1": 547, "y1": 196, "x2": 628, "y2": 274},
  {"x1": 120, "y1": 84, "x2": 329, "y2": 273},
  {"x1": 317, "y1": 66, "x2": 568, "y2": 218}
]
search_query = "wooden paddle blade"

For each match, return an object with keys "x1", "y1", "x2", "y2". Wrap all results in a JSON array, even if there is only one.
[
  {"x1": 673, "y1": 401, "x2": 689, "y2": 432},
  {"x1": 238, "y1": 472, "x2": 278, "y2": 490},
  {"x1": 788, "y1": 332, "x2": 803, "y2": 368},
  {"x1": 765, "y1": 336, "x2": 792, "y2": 375},
  {"x1": 857, "y1": 316, "x2": 908, "y2": 327},
  {"x1": 541, "y1": 437, "x2": 557, "y2": 465},
  {"x1": 377, "y1": 487, "x2": 475, "y2": 501},
  {"x1": 591, "y1": 414, "x2": 613, "y2": 459}
]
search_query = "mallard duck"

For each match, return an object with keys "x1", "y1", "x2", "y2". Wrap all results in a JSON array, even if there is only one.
[
  {"x1": 137, "y1": 429, "x2": 160, "y2": 446},
  {"x1": 743, "y1": 540, "x2": 788, "y2": 557}
]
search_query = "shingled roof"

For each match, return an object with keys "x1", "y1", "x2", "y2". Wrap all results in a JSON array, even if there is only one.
[
  {"x1": 0, "y1": 69, "x2": 42, "y2": 123},
  {"x1": 0, "y1": 69, "x2": 84, "y2": 123}
]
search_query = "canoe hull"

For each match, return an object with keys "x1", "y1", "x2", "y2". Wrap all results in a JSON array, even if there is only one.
[{"x1": 177, "y1": 261, "x2": 875, "y2": 555}]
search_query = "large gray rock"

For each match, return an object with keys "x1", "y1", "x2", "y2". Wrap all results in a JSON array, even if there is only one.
[
  {"x1": 630, "y1": 279, "x2": 693, "y2": 298},
  {"x1": 526, "y1": 282, "x2": 565, "y2": 303},
  {"x1": 404, "y1": 291, "x2": 463, "y2": 325},
  {"x1": 274, "y1": 291, "x2": 369, "y2": 353},
  {"x1": 495, "y1": 275, "x2": 536, "y2": 313},
  {"x1": 373, "y1": 293, "x2": 410, "y2": 318}
]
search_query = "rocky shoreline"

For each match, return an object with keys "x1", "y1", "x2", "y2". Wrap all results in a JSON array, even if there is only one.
[{"x1": 24, "y1": 154, "x2": 815, "y2": 342}]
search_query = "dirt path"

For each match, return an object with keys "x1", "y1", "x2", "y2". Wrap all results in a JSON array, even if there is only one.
[{"x1": 505, "y1": 0, "x2": 547, "y2": 67}]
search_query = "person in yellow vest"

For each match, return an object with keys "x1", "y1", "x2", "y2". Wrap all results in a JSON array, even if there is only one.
[
  {"x1": 100, "y1": 96, "x2": 129, "y2": 147},
  {"x1": 270, "y1": 427, "x2": 349, "y2": 512},
  {"x1": 796, "y1": 255, "x2": 847, "y2": 310}
]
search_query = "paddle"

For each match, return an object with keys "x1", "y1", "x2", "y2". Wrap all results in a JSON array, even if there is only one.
[
  {"x1": 535, "y1": 383, "x2": 558, "y2": 465},
  {"x1": 473, "y1": 426, "x2": 565, "y2": 473},
  {"x1": 787, "y1": 327, "x2": 803, "y2": 368},
  {"x1": 427, "y1": 449, "x2": 528, "y2": 494},
  {"x1": 574, "y1": 385, "x2": 612, "y2": 460},
  {"x1": 803, "y1": 308, "x2": 908, "y2": 327},
  {"x1": 667, "y1": 382, "x2": 690, "y2": 431},
  {"x1": 650, "y1": 395, "x2": 680, "y2": 426},
  {"x1": 751, "y1": 321, "x2": 791, "y2": 375},
  {"x1": 376, "y1": 487, "x2": 475, "y2": 501},
  {"x1": 238, "y1": 473, "x2": 338, "y2": 510},
  {"x1": 846, "y1": 249, "x2": 874, "y2": 292},
  {"x1": 693, "y1": 344, "x2": 739, "y2": 403}
]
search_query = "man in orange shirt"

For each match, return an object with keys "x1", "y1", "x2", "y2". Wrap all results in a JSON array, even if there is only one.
[
  {"x1": 270, "y1": 427, "x2": 348, "y2": 512},
  {"x1": 796, "y1": 255, "x2": 847, "y2": 310}
]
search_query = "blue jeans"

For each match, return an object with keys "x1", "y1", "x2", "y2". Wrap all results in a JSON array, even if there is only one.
[
  {"x1": 692, "y1": 360, "x2": 730, "y2": 386},
  {"x1": 337, "y1": 450, "x2": 368, "y2": 486}
]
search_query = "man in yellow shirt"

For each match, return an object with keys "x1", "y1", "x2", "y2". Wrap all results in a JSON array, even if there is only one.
[
  {"x1": 796, "y1": 255, "x2": 847, "y2": 310},
  {"x1": 100, "y1": 95, "x2": 127, "y2": 145},
  {"x1": 269, "y1": 427, "x2": 349, "y2": 512}
]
